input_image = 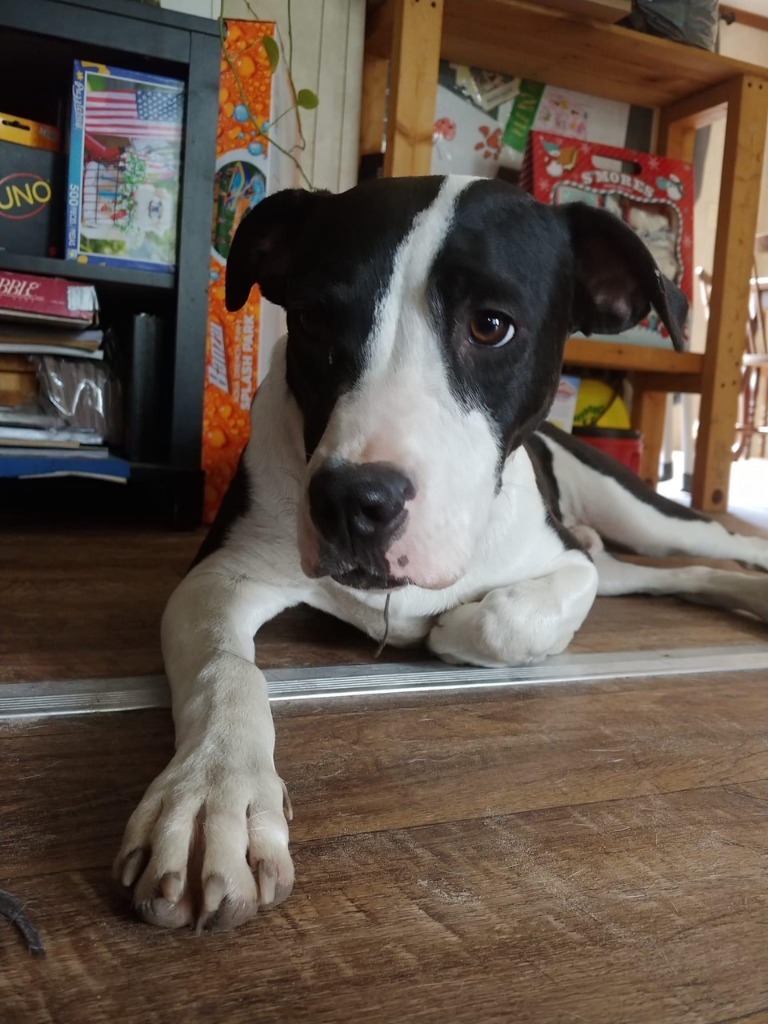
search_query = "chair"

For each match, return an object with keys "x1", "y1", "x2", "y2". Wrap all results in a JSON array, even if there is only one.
[{"x1": 696, "y1": 242, "x2": 768, "y2": 459}]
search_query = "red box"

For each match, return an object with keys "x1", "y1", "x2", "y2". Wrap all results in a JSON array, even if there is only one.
[
  {"x1": 522, "y1": 132, "x2": 694, "y2": 349},
  {"x1": 0, "y1": 269, "x2": 98, "y2": 327}
]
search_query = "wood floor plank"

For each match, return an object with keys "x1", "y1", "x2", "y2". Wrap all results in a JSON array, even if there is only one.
[
  {"x1": 2, "y1": 672, "x2": 766, "y2": 875},
  {"x1": 1, "y1": 520, "x2": 767, "y2": 683},
  {"x1": 1, "y1": 782, "x2": 765, "y2": 1024},
  {"x1": 1, "y1": 671, "x2": 766, "y2": 1023}
]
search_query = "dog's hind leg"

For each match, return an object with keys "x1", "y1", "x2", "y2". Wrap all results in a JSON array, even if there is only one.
[
  {"x1": 541, "y1": 426, "x2": 768, "y2": 571},
  {"x1": 574, "y1": 526, "x2": 768, "y2": 623}
]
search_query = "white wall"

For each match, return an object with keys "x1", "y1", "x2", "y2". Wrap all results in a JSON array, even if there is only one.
[{"x1": 160, "y1": 0, "x2": 365, "y2": 192}]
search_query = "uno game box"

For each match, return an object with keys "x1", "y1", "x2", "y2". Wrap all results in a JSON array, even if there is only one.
[{"x1": 0, "y1": 112, "x2": 62, "y2": 258}]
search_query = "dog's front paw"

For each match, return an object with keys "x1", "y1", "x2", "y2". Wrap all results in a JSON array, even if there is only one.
[
  {"x1": 114, "y1": 755, "x2": 294, "y2": 931},
  {"x1": 428, "y1": 591, "x2": 574, "y2": 668}
]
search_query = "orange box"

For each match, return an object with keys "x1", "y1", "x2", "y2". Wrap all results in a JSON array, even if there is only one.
[
  {"x1": 0, "y1": 112, "x2": 60, "y2": 152},
  {"x1": 202, "y1": 20, "x2": 296, "y2": 522}
]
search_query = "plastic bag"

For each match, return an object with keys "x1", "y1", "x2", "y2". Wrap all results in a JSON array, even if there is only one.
[
  {"x1": 34, "y1": 356, "x2": 120, "y2": 442},
  {"x1": 621, "y1": 0, "x2": 719, "y2": 51}
]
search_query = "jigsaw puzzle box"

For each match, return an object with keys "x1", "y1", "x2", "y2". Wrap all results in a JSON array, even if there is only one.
[
  {"x1": 522, "y1": 131, "x2": 694, "y2": 349},
  {"x1": 66, "y1": 61, "x2": 184, "y2": 272},
  {"x1": 202, "y1": 20, "x2": 297, "y2": 522}
]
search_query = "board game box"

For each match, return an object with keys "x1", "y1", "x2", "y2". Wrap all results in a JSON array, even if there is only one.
[
  {"x1": 66, "y1": 60, "x2": 185, "y2": 272},
  {"x1": 202, "y1": 20, "x2": 297, "y2": 522},
  {"x1": 522, "y1": 131, "x2": 694, "y2": 349},
  {"x1": 0, "y1": 112, "x2": 63, "y2": 259}
]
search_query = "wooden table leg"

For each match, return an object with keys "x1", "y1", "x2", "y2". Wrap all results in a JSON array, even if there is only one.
[
  {"x1": 692, "y1": 76, "x2": 768, "y2": 511},
  {"x1": 383, "y1": 0, "x2": 444, "y2": 177},
  {"x1": 359, "y1": 54, "x2": 390, "y2": 161},
  {"x1": 632, "y1": 381, "x2": 667, "y2": 489},
  {"x1": 658, "y1": 74, "x2": 768, "y2": 510}
]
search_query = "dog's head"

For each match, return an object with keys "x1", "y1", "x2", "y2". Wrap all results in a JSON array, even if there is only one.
[{"x1": 226, "y1": 176, "x2": 687, "y2": 591}]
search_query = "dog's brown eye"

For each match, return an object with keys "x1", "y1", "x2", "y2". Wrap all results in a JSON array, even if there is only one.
[{"x1": 468, "y1": 311, "x2": 515, "y2": 347}]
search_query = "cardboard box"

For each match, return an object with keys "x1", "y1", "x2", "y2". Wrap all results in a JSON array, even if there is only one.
[
  {"x1": 0, "y1": 112, "x2": 62, "y2": 258},
  {"x1": 66, "y1": 61, "x2": 184, "y2": 272},
  {"x1": 202, "y1": 20, "x2": 297, "y2": 522},
  {"x1": 0, "y1": 269, "x2": 98, "y2": 326},
  {"x1": 522, "y1": 131, "x2": 694, "y2": 349}
]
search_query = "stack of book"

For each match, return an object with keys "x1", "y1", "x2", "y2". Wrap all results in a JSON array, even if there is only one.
[{"x1": 0, "y1": 269, "x2": 129, "y2": 481}]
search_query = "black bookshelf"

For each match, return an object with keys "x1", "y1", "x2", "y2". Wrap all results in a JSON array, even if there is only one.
[
  {"x1": 0, "y1": 0, "x2": 220, "y2": 526},
  {"x1": 0, "y1": 252, "x2": 176, "y2": 292}
]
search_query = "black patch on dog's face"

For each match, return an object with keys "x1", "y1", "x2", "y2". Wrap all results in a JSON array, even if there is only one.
[
  {"x1": 281, "y1": 177, "x2": 444, "y2": 456},
  {"x1": 427, "y1": 181, "x2": 574, "y2": 460},
  {"x1": 226, "y1": 176, "x2": 688, "y2": 469}
]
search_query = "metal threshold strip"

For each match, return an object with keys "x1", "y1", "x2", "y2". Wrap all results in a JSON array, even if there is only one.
[{"x1": 1, "y1": 644, "x2": 766, "y2": 720}]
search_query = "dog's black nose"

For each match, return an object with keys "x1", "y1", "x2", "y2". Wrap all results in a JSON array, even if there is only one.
[{"x1": 309, "y1": 462, "x2": 415, "y2": 548}]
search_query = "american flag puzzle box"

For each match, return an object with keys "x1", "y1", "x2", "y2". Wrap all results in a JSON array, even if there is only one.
[{"x1": 66, "y1": 61, "x2": 185, "y2": 272}]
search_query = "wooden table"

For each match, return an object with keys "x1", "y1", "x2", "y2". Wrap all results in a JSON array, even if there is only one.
[{"x1": 363, "y1": 0, "x2": 768, "y2": 511}]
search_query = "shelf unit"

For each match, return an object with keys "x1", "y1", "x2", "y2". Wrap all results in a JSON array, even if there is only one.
[
  {"x1": 364, "y1": 0, "x2": 768, "y2": 511},
  {"x1": 0, "y1": 252, "x2": 175, "y2": 293},
  {"x1": 0, "y1": 0, "x2": 220, "y2": 526}
]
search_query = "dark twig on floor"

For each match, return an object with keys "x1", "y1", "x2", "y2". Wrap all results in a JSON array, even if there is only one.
[{"x1": 0, "y1": 888, "x2": 46, "y2": 956}]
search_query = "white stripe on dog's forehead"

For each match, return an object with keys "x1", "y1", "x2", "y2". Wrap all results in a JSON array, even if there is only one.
[{"x1": 365, "y1": 175, "x2": 478, "y2": 376}]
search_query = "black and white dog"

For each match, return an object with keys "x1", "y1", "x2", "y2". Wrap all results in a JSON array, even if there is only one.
[{"x1": 115, "y1": 175, "x2": 768, "y2": 931}]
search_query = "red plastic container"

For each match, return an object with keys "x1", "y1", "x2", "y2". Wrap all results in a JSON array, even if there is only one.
[{"x1": 572, "y1": 427, "x2": 644, "y2": 475}]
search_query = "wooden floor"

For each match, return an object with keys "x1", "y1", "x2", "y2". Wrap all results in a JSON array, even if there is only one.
[
  {"x1": 1, "y1": 490, "x2": 767, "y2": 1022},
  {"x1": 1, "y1": 518, "x2": 768, "y2": 683},
  {"x1": 2, "y1": 670, "x2": 767, "y2": 1023}
]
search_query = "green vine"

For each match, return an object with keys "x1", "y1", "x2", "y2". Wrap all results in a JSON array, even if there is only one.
[{"x1": 218, "y1": 0, "x2": 318, "y2": 189}]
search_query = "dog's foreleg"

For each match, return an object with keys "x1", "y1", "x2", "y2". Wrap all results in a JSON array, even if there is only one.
[
  {"x1": 427, "y1": 552, "x2": 598, "y2": 667},
  {"x1": 577, "y1": 527, "x2": 768, "y2": 623},
  {"x1": 114, "y1": 564, "x2": 297, "y2": 931}
]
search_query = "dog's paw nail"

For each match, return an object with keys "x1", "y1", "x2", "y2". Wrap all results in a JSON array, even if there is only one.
[
  {"x1": 202, "y1": 873, "x2": 227, "y2": 916},
  {"x1": 258, "y1": 864, "x2": 277, "y2": 905},
  {"x1": 118, "y1": 848, "x2": 147, "y2": 888},
  {"x1": 281, "y1": 780, "x2": 294, "y2": 822},
  {"x1": 159, "y1": 871, "x2": 184, "y2": 903},
  {"x1": 273, "y1": 878, "x2": 294, "y2": 908}
]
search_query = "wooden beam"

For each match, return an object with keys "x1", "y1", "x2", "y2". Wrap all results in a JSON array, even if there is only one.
[
  {"x1": 359, "y1": 54, "x2": 389, "y2": 157},
  {"x1": 631, "y1": 387, "x2": 667, "y2": 489},
  {"x1": 365, "y1": 0, "x2": 394, "y2": 59},
  {"x1": 525, "y1": 0, "x2": 630, "y2": 22},
  {"x1": 721, "y1": 4, "x2": 768, "y2": 34},
  {"x1": 441, "y1": 0, "x2": 768, "y2": 109},
  {"x1": 383, "y1": 0, "x2": 444, "y2": 178},
  {"x1": 564, "y1": 339, "x2": 703, "y2": 375},
  {"x1": 658, "y1": 79, "x2": 731, "y2": 133}
]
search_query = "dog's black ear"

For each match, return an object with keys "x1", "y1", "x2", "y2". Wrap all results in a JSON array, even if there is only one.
[
  {"x1": 559, "y1": 202, "x2": 688, "y2": 351},
  {"x1": 225, "y1": 188, "x2": 328, "y2": 312}
]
